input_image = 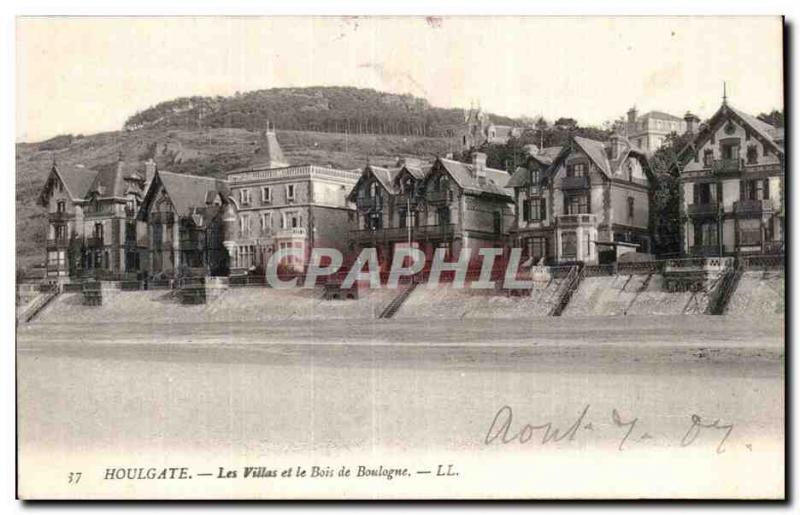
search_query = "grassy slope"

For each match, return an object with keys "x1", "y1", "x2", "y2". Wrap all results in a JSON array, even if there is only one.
[{"x1": 16, "y1": 128, "x2": 456, "y2": 269}]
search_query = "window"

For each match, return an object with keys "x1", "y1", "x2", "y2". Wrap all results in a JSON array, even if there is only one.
[
  {"x1": 585, "y1": 233, "x2": 592, "y2": 256},
  {"x1": 262, "y1": 187, "x2": 272, "y2": 203},
  {"x1": 530, "y1": 197, "x2": 545, "y2": 221},
  {"x1": 721, "y1": 142, "x2": 740, "y2": 160},
  {"x1": 437, "y1": 206, "x2": 450, "y2": 226},
  {"x1": 286, "y1": 184, "x2": 295, "y2": 201},
  {"x1": 695, "y1": 182, "x2": 714, "y2": 205},
  {"x1": 627, "y1": 197, "x2": 635, "y2": 220},
  {"x1": 561, "y1": 232, "x2": 577, "y2": 258},
  {"x1": 56, "y1": 200, "x2": 66, "y2": 213},
  {"x1": 239, "y1": 188, "x2": 251, "y2": 205},
  {"x1": 565, "y1": 193, "x2": 589, "y2": 215},
  {"x1": 260, "y1": 212, "x2": 271, "y2": 232},
  {"x1": 694, "y1": 222, "x2": 718, "y2": 246},
  {"x1": 746, "y1": 145, "x2": 758, "y2": 164},
  {"x1": 398, "y1": 210, "x2": 408, "y2": 228},
  {"x1": 529, "y1": 237, "x2": 548, "y2": 262},
  {"x1": 567, "y1": 163, "x2": 586, "y2": 177},
  {"x1": 522, "y1": 199, "x2": 531, "y2": 221},
  {"x1": 94, "y1": 222, "x2": 104, "y2": 240},
  {"x1": 239, "y1": 215, "x2": 250, "y2": 236},
  {"x1": 493, "y1": 212, "x2": 502, "y2": 234},
  {"x1": 703, "y1": 149, "x2": 714, "y2": 167},
  {"x1": 125, "y1": 221, "x2": 136, "y2": 243}
]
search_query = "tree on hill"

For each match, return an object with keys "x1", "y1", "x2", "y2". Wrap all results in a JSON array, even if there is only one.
[{"x1": 757, "y1": 110, "x2": 784, "y2": 128}]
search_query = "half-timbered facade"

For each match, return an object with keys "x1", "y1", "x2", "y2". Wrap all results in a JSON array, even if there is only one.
[
  {"x1": 677, "y1": 100, "x2": 785, "y2": 256},
  {"x1": 348, "y1": 153, "x2": 515, "y2": 268},
  {"x1": 508, "y1": 134, "x2": 655, "y2": 264},
  {"x1": 37, "y1": 157, "x2": 148, "y2": 280}
]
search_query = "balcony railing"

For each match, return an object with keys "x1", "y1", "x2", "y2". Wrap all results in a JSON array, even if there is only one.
[
  {"x1": 556, "y1": 213, "x2": 597, "y2": 226},
  {"x1": 275, "y1": 227, "x2": 308, "y2": 239},
  {"x1": 687, "y1": 203, "x2": 719, "y2": 217},
  {"x1": 734, "y1": 199, "x2": 774, "y2": 215},
  {"x1": 426, "y1": 190, "x2": 452, "y2": 204},
  {"x1": 85, "y1": 236, "x2": 104, "y2": 248},
  {"x1": 49, "y1": 211, "x2": 74, "y2": 222},
  {"x1": 712, "y1": 158, "x2": 742, "y2": 174},
  {"x1": 560, "y1": 176, "x2": 590, "y2": 190},
  {"x1": 46, "y1": 236, "x2": 70, "y2": 248},
  {"x1": 350, "y1": 224, "x2": 455, "y2": 242},
  {"x1": 688, "y1": 245, "x2": 721, "y2": 257},
  {"x1": 355, "y1": 197, "x2": 380, "y2": 211},
  {"x1": 738, "y1": 229, "x2": 763, "y2": 247}
]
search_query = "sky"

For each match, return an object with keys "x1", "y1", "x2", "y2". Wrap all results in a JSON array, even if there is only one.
[{"x1": 15, "y1": 16, "x2": 784, "y2": 142}]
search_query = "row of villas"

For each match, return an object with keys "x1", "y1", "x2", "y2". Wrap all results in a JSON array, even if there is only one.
[{"x1": 38, "y1": 98, "x2": 785, "y2": 281}]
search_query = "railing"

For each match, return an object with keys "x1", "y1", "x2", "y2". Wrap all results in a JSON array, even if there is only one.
[
  {"x1": 712, "y1": 158, "x2": 742, "y2": 174},
  {"x1": 689, "y1": 245, "x2": 721, "y2": 257},
  {"x1": 616, "y1": 260, "x2": 663, "y2": 274},
  {"x1": 763, "y1": 241, "x2": 785, "y2": 255},
  {"x1": 426, "y1": 190, "x2": 451, "y2": 204},
  {"x1": 49, "y1": 211, "x2": 74, "y2": 222},
  {"x1": 556, "y1": 213, "x2": 597, "y2": 226},
  {"x1": 46, "y1": 237, "x2": 69, "y2": 248},
  {"x1": 583, "y1": 264, "x2": 616, "y2": 277},
  {"x1": 85, "y1": 236, "x2": 104, "y2": 248},
  {"x1": 740, "y1": 254, "x2": 785, "y2": 270},
  {"x1": 734, "y1": 199, "x2": 774, "y2": 215},
  {"x1": 550, "y1": 264, "x2": 584, "y2": 317},
  {"x1": 738, "y1": 229, "x2": 763, "y2": 247},
  {"x1": 664, "y1": 256, "x2": 734, "y2": 272},
  {"x1": 560, "y1": 176, "x2": 590, "y2": 189},
  {"x1": 275, "y1": 227, "x2": 307, "y2": 239},
  {"x1": 687, "y1": 203, "x2": 719, "y2": 217},
  {"x1": 350, "y1": 224, "x2": 455, "y2": 242},
  {"x1": 355, "y1": 197, "x2": 380, "y2": 211}
]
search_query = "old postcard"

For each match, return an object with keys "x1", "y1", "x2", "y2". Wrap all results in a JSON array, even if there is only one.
[{"x1": 14, "y1": 15, "x2": 785, "y2": 499}]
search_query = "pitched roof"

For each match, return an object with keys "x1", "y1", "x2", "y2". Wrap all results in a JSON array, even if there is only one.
[
  {"x1": 55, "y1": 165, "x2": 97, "y2": 201},
  {"x1": 88, "y1": 161, "x2": 127, "y2": 198},
  {"x1": 639, "y1": 110, "x2": 684, "y2": 122},
  {"x1": 437, "y1": 158, "x2": 512, "y2": 198},
  {"x1": 506, "y1": 166, "x2": 531, "y2": 188},
  {"x1": 572, "y1": 136, "x2": 612, "y2": 176},
  {"x1": 250, "y1": 130, "x2": 289, "y2": 168},
  {"x1": 156, "y1": 171, "x2": 229, "y2": 216},
  {"x1": 365, "y1": 165, "x2": 402, "y2": 194},
  {"x1": 727, "y1": 105, "x2": 784, "y2": 150}
]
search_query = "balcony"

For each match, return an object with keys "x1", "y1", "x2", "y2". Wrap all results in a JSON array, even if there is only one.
[
  {"x1": 738, "y1": 229, "x2": 763, "y2": 247},
  {"x1": 687, "y1": 203, "x2": 719, "y2": 217},
  {"x1": 734, "y1": 199, "x2": 774, "y2": 215},
  {"x1": 275, "y1": 227, "x2": 307, "y2": 239},
  {"x1": 560, "y1": 176, "x2": 590, "y2": 190},
  {"x1": 149, "y1": 212, "x2": 175, "y2": 224},
  {"x1": 426, "y1": 190, "x2": 452, "y2": 205},
  {"x1": 556, "y1": 213, "x2": 597, "y2": 227},
  {"x1": 85, "y1": 236, "x2": 104, "y2": 248},
  {"x1": 46, "y1": 236, "x2": 69, "y2": 249},
  {"x1": 711, "y1": 158, "x2": 742, "y2": 174},
  {"x1": 350, "y1": 224, "x2": 455, "y2": 243},
  {"x1": 49, "y1": 211, "x2": 74, "y2": 222},
  {"x1": 689, "y1": 245, "x2": 721, "y2": 257},
  {"x1": 355, "y1": 196, "x2": 380, "y2": 211}
]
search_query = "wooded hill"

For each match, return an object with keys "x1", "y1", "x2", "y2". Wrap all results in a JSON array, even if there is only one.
[{"x1": 123, "y1": 86, "x2": 521, "y2": 138}]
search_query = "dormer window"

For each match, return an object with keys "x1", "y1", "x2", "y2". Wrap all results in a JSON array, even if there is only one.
[
  {"x1": 56, "y1": 200, "x2": 66, "y2": 213},
  {"x1": 703, "y1": 149, "x2": 714, "y2": 167}
]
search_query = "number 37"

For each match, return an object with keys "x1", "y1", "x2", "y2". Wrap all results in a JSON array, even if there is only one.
[{"x1": 68, "y1": 472, "x2": 82, "y2": 484}]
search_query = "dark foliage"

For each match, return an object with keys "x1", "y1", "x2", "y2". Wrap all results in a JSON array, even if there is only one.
[
  {"x1": 124, "y1": 86, "x2": 521, "y2": 138},
  {"x1": 648, "y1": 131, "x2": 694, "y2": 256}
]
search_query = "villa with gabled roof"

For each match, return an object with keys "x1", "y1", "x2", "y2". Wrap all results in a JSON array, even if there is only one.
[{"x1": 37, "y1": 156, "x2": 148, "y2": 280}]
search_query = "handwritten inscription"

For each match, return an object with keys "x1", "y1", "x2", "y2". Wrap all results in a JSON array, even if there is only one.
[{"x1": 485, "y1": 405, "x2": 735, "y2": 453}]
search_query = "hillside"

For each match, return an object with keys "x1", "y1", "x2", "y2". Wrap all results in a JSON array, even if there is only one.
[
  {"x1": 15, "y1": 127, "x2": 455, "y2": 269},
  {"x1": 122, "y1": 86, "x2": 521, "y2": 138}
]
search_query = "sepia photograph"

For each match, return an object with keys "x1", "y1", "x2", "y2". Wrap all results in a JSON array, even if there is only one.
[{"x1": 12, "y1": 13, "x2": 786, "y2": 500}]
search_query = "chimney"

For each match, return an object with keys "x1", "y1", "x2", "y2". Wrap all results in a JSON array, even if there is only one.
[
  {"x1": 472, "y1": 152, "x2": 487, "y2": 179},
  {"x1": 627, "y1": 106, "x2": 638, "y2": 125},
  {"x1": 144, "y1": 158, "x2": 157, "y2": 184},
  {"x1": 684, "y1": 111, "x2": 700, "y2": 135}
]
